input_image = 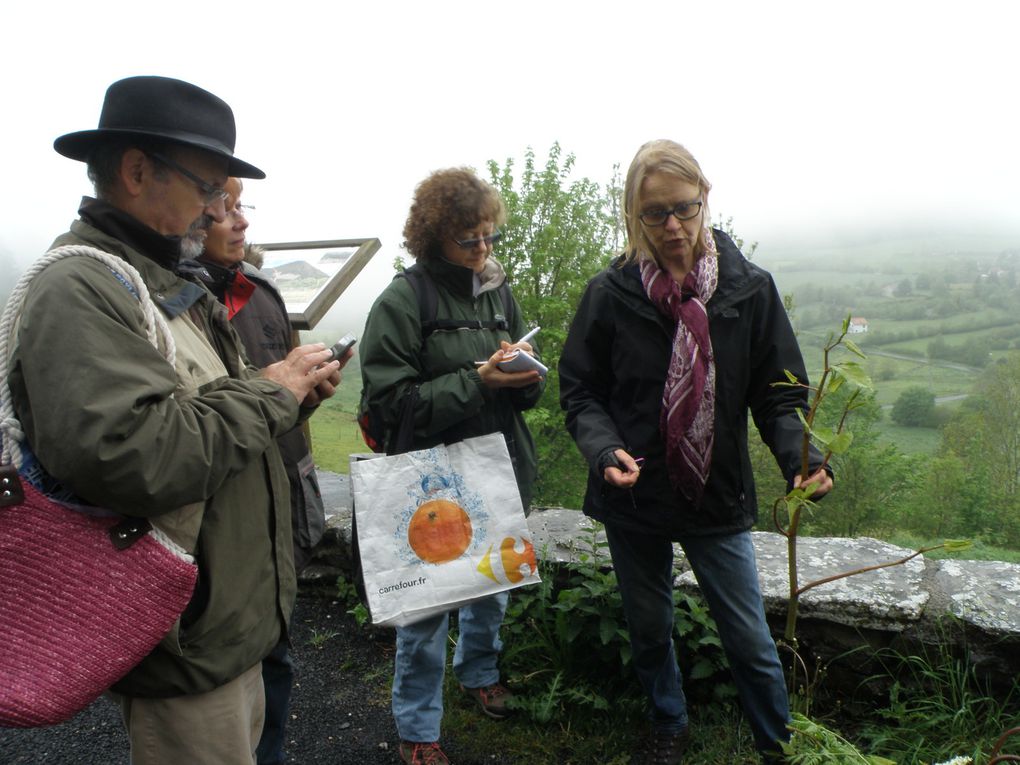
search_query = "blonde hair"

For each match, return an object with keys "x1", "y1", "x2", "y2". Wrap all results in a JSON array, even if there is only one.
[{"x1": 621, "y1": 140, "x2": 712, "y2": 265}]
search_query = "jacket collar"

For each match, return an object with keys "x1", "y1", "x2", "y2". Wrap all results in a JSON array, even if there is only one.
[
  {"x1": 179, "y1": 257, "x2": 237, "y2": 290},
  {"x1": 56, "y1": 213, "x2": 208, "y2": 320},
  {"x1": 77, "y1": 197, "x2": 183, "y2": 271},
  {"x1": 422, "y1": 255, "x2": 506, "y2": 299}
]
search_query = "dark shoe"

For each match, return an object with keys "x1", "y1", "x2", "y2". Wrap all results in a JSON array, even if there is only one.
[
  {"x1": 399, "y1": 741, "x2": 450, "y2": 764},
  {"x1": 639, "y1": 728, "x2": 690, "y2": 765},
  {"x1": 459, "y1": 682, "x2": 514, "y2": 719}
]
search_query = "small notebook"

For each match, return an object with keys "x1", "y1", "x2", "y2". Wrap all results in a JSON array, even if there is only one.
[{"x1": 498, "y1": 349, "x2": 548, "y2": 376}]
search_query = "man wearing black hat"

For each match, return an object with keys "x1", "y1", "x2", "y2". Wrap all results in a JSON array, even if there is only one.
[{"x1": 7, "y1": 76, "x2": 346, "y2": 764}]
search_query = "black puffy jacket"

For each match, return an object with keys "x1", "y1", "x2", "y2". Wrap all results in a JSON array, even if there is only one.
[{"x1": 559, "y1": 230, "x2": 823, "y2": 538}]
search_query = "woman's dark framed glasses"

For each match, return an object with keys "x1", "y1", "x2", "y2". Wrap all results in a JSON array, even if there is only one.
[
  {"x1": 453, "y1": 231, "x2": 502, "y2": 250},
  {"x1": 639, "y1": 201, "x2": 703, "y2": 226}
]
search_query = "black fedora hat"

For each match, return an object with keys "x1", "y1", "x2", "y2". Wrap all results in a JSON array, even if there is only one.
[{"x1": 54, "y1": 75, "x2": 265, "y2": 179}]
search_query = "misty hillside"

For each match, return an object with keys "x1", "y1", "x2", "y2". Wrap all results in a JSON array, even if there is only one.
[{"x1": 262, "y1": 260, "x2": 328, "y2": 281}]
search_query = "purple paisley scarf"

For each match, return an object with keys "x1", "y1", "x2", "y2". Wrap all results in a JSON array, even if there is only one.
[{"x1": 638, "y1": 228, "x2": 719, "y2": 503}]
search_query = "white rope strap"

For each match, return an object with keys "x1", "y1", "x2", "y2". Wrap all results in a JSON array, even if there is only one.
[{"x1": 0, "y1": 245, "x2": 177, "y2": 468}]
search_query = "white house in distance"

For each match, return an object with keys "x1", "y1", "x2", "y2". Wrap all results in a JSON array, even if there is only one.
[{"x1": 848, "y1": 317, "x2": 869, "y2": 334}]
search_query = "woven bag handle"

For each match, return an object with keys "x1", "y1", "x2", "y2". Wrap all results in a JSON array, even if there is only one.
[{"x1": 0, "y1": 245, "x2": 177, "y2": 469}]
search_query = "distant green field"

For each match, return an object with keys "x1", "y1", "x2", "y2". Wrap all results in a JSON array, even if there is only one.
[
  {"x1": 784, "y1": 243, "x2": 1017, "y2": 422},
  {"x1": 875, "y1": 422, "x2": 942, "y2": 454},
  {"x1": 846, "y1": 310, "x2": 1015, "y2": 339},
  {"x1": 868, "y1": 367, "x2": 974, "y2": 406},
  {"x1": 308, "y1": 398, "x2": 366, "y2": 474},
  {"x1": 801, "y1": 348, "x2": 976, "y2": 407}
]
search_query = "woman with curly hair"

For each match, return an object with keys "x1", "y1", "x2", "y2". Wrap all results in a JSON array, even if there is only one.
[{"x1": 359, "y1": 167, "x2": 544, "y2": 765}]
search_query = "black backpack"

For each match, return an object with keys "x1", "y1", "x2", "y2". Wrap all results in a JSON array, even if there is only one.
[{"x1": 357, "y1": 264, "x2": 516, "y2": 454}]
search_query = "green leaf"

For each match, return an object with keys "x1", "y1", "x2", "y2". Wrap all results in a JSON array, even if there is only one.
[
  {"x1": 786, "y1": 487, "x2": 809, "y2": 505},
  {"x1": 784, "y1": 368, "x2": 799, "y2": 384},
  {"x1": 943, "y1": 539, "x2": 973, "y2": 552},
  {"x1": 598, "y1": 615, "x2": 616, "y2": 645},
  {"x1": 689, "y1": 657, "x2": 716, "y2": 680},
  {"x1": 828, "y1": 431, "x2": 854, "y2": 455},
  {"x1": 697, "y1": 634, "x2": 723, "y2": 648},
  {"x1": 811, "y1": 425, "x2": 835, "y2": 447},
  {"x1": 832, "y1": 360, "x2": 873, "y2": 390},
  {"x1": 843, "y1": 338, "x2": 867, "y2": 359},
  {"x1": 826, "y1": 374, "x2": 846, "y2": 394}
]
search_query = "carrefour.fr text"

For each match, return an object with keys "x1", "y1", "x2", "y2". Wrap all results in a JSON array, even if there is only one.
[{"x1": 379, "y1": 576, "x2": 427, "y2": 595}]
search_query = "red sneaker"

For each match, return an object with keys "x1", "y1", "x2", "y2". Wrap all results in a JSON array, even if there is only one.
[
  {"x1": 399, "y1": 740, "x2": 450, "y2": 764},
  {"x1": 459, "y1": 682, "x2": 514, "y2": 719}
]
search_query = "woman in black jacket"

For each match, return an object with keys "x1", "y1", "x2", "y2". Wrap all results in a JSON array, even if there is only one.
[{"x1": 559, "y1": 140, "x2": 831, "y2": 764}]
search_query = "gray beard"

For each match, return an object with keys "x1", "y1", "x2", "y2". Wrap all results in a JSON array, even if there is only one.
[{"x1": 180, "y1": 216, "x2": 211, "y2": 260}]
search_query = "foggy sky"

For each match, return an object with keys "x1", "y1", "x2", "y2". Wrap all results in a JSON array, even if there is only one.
[{"x1": 3, "y1": 0, "x2": 1017, "y2": 329}]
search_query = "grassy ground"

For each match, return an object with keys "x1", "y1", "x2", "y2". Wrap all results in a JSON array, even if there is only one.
[
  {"x1": 309, "y1": 399, "x2": 365, "y2": 473},
  {"x1": 874, "y1": 423, "x2": 942, "y2": 454},
  {"x1": 437, "y1": 694, "x2": 762, "y2": 764}
]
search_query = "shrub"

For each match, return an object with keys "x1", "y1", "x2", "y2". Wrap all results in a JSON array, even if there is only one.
[
  {"x1": 498, "y1": 523, "x2": 730, "y2": 724},
  {"x1": 891, "y1": 386, "x2": 936, "y2": 427}
]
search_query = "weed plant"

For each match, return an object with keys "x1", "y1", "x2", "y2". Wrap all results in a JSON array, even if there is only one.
[
  {"x1": 783, "y1": 713, "x2": 895, "y2": 764},
  {"x1": 495, "y1": 523, "x2": 732, "y2": 725},
  {"x1": 778, "y1": 626, "x2": 1020, "y2": 763},
  {"x1": 853, "y1": 634, "x2": 1019, "y2": 763}
]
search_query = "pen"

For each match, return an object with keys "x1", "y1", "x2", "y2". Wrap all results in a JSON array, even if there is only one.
[
  {"x1": 474, "y1": 326, "x2": 539, "y2": 365},
  {"x1": 516, "y1": 326, "x2": 540, "y2": 345}
]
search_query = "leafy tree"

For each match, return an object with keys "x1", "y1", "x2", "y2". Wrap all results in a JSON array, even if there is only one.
[
  {"x1": 891, "y1": 386, "x2": 936, "y2": 427},
  {"x1": 900, "y1": 451, "x2": 993, "y2": 539},
  {"x1": 927, "y1": 336, "x2": 948, "y2": 362},
  {"x1": 487, "y1": 143, "x2": 619, "y2": 507},
  {"x1": 803, "y1": 390, "x2": 916, "y2": 537},
  {"x1": 934, "y1": 354, "x2": 1020, "y2": 544},
  {"x1": 714, "y1": 216, "x2": 758, "y2": 260},
  {"x1": 874, "y1": 360, "x2": 897, "y2": 382}
]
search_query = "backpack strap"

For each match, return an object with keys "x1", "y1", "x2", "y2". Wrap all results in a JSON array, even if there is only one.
[
  {"x1": 395, "y1": 264, "x2": 439, "y2": 336},
  {"x1": 497, "y1": 279, "x2": 516, "y2": 332},
  {"x1": 396, "y1": 263, "x2": 514, "y2": 338}
]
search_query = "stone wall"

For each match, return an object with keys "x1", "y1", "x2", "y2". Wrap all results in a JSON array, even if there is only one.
[{"x1": 307, "y1": 471, "x2": 1020, "y2": 693}]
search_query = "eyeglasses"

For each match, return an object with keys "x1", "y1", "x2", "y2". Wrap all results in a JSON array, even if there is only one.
[
  {"x1": 639, "y1": 201, "x2": 703, "y2": 226},
  {"x1": 453, "y1": 231, "x2": 502, "y2": 250},
  {"x1": 227, "y1": 203, "x2": 255, "y2": 220},
  {"x1": 148, "y1": 151, "x2": 230, "y2": 206}
]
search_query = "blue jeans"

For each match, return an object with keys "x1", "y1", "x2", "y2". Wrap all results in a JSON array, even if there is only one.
[
  {"x1": 391, "y1": 592, "x2": 509, "y2": 742},
  {"x1": 255, "y1": 640, "x2": 293, "y2": 765},
  {"x1": 605, "y1": 523, "x2": 790, "y2": 753}
]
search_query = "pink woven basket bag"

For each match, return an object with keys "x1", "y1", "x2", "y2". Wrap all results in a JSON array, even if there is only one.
[{"x1": 0, "y1": 246, "x2": 198, "y2": 728}]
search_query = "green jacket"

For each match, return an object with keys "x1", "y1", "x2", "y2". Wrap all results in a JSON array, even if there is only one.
[
  {"x1": 8, "y1": 213, "x2": 298, "y2": 697},
  {"x1": 359, "y1": 256, "x2": 542, "y2": 508}
]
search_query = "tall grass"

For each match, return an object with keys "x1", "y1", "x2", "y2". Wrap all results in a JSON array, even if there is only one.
[{"x1": 855, "y1": 634, "x2": 1019, "y2": 763}]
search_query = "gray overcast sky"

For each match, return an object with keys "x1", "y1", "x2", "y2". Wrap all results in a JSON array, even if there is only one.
[{"x1": 3, "y1": 0, "x2": 1018, "y2": 321}]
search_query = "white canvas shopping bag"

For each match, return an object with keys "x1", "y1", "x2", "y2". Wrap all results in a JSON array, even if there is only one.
[{"x1": 350, "y1": 433, "x2": 541, "y2": 627}]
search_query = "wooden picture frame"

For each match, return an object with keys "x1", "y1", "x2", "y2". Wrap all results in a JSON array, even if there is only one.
[{"x1": 256, "y1": 238, "x2": 382, "y2": 330}]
